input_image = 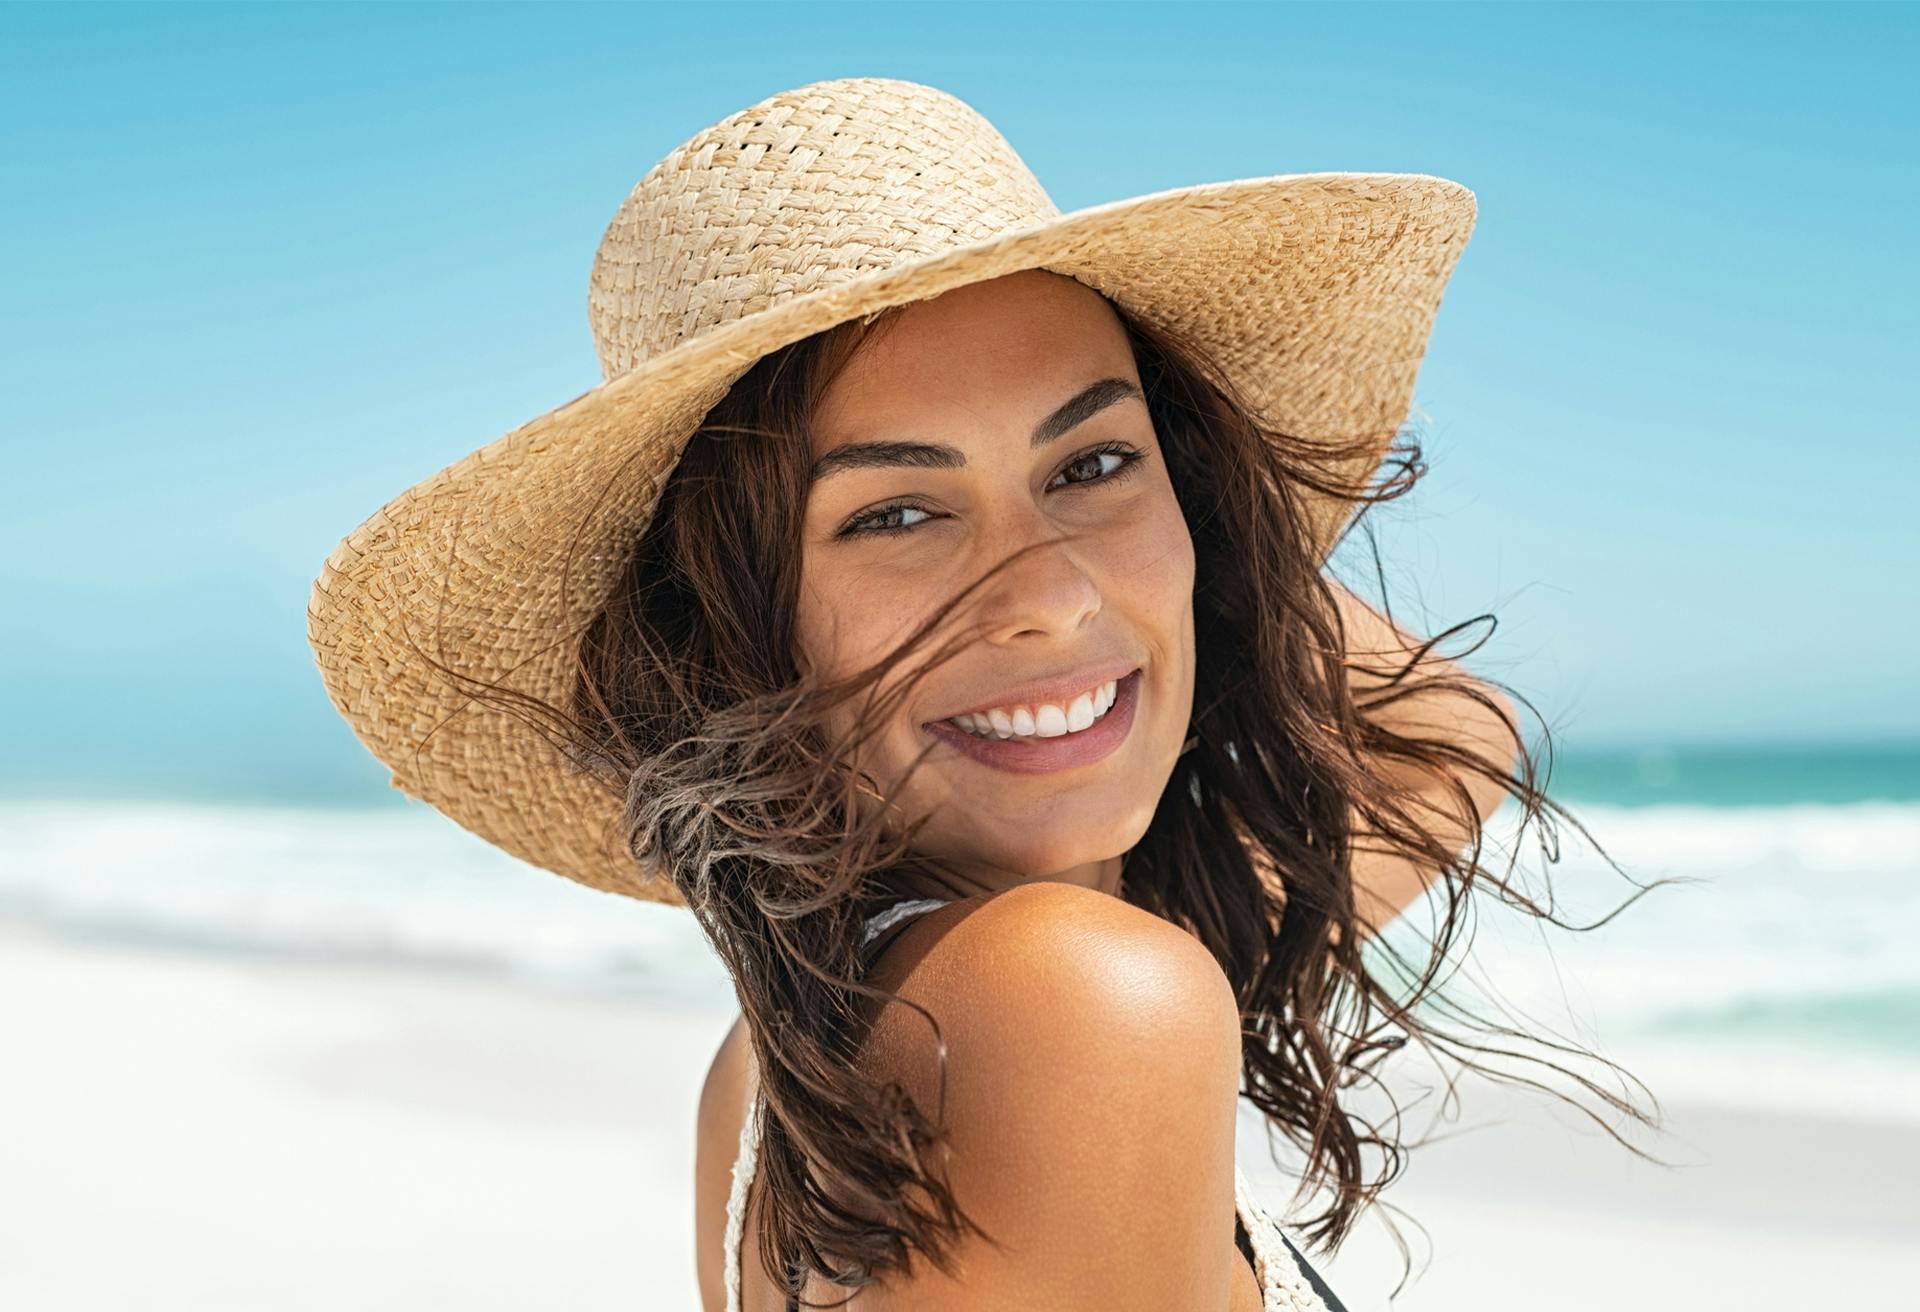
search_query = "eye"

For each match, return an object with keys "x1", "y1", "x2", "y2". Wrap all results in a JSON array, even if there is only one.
[{"x1": 834, "y1": 441, "x2": 1149, "y2": 540}]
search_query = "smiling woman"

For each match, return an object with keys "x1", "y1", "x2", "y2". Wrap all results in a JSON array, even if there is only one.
[
  {"x1": 309, "y1": 75, "x2": 1677, "y2": 1312},
  {"x1": 539, "y1": 270, "x2": 1671, "y2": 1309}
]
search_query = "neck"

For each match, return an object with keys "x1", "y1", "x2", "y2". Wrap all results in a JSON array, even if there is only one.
[{"x1": 883, "y1": 851, "x2": 1127, "y2": 904}]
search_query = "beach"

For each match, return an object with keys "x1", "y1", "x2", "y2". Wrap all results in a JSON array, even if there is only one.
[
  {"x1": 5, "y1": 912, "x2": 1913, "y2": 1311},
  {"x1": 8, "y1": 2, "x2": 1917, "y2": 1305}
]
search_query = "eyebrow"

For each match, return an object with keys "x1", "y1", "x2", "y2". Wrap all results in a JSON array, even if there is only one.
[{"x1": 807, "y1": 377, "x2": 1147, "y2": 488}]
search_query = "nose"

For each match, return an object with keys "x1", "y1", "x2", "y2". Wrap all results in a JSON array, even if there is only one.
[{"x1": 968, "y1": 525, "x2": 1103, "y2": 645}]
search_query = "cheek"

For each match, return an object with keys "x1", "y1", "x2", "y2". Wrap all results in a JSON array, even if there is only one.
[
  {"x1": 793, "y1": 561, "x2": 927, "y2": 685},
  {"x1": 1102, "y1": 489, "x2": 1196, "y2": 613}
]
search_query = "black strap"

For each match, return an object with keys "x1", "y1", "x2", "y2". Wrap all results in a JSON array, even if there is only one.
[{"x1": 1277, "y1": 1231, "x2": 1351, "y2": 1312}]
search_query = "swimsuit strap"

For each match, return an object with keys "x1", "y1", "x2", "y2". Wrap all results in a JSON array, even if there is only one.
[
  {"x1": 721, "y1": 1053, "x2": 763, "y2": 1312},
  {"x1": 859, "y1": 895, "x2": 954, "y2": 946},
  {"x1": 1233, "y1": 1162, "x2": 1344, "y2": 1311}
]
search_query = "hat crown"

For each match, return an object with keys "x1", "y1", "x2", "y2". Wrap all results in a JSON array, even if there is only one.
[{"x1": 587, "y1": 77, "x2": 1062, "y2": 379}]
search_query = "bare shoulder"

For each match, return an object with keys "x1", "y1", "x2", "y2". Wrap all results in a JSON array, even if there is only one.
[
  {"x1": 853, "y1": 881, "x2": 1247, "y2": 1310},
  {"x1": 866, "y1": 880, "x2": 1235, "y2": 1017}
]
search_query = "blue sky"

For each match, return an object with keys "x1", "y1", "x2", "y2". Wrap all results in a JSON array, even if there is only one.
[{"x1": 3, "y1": 2, "x2": 1914, "y2": 803}]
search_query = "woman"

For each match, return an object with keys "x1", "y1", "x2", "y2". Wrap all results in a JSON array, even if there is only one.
[{"x1": 309, "y1": 77, "x2": 1669, "y2": 1311}]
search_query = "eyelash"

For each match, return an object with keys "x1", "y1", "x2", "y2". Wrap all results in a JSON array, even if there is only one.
[{"x1": 835, "y1": 441, "x2": 1150, "y2": 540}]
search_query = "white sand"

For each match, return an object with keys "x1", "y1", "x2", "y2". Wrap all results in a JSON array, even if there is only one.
[{"x1": 2, "y1": 917, "x2": 1912, "y2": 1310}]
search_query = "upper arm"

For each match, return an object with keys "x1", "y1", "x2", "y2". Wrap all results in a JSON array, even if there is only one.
[
  {"x1": 1326, "y1": 579, "x2": 1521, "y2": 938},
  {"x1": 694, "y1": 1015, "x2": 748, "y2": 1312},
  {"x1": 853, "y1": 881, "x2": 1246, "y2": 1310}
]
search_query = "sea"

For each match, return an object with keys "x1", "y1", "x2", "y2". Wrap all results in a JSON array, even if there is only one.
[{"x1": 2, "y1": 740, "x2": 1915, "y2": 1129}]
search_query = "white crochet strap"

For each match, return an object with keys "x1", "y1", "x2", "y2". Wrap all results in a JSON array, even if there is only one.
[
  {"x1": 1235, "y1": 1163, "x2": 1332, "y2": 1312},
  {"x1": 859, "y1": 896, "x2": 953, "y2": 946},
  {"x1": 722, "y1": 1053, "x2": 763, "y2": 1312}
]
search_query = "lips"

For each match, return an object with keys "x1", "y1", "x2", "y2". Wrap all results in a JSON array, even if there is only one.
[
  {"x1": 943, "y1": 676, "x2": 1119, "y2": 739},
  {"x1": 923, "y1": 667, "x2": 1142, "y2": 776},
  {"x1": 923, "y1": 660, "x2": 1142, "y2": 727}
]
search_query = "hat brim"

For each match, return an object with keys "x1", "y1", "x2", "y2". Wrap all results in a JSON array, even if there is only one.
[{"x1": 307, "y1": 170, "x2": 1476, "y2": 904}]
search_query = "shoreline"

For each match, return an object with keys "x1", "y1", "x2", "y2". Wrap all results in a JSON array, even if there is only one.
[{"x1": 3, "y1": 916, "x2": 1912, "y2": 1309}]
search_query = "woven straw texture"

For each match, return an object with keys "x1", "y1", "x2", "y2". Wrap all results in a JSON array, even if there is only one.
[{"x1": 306, "y1": 76, "x2": 1477, "y2": 906}]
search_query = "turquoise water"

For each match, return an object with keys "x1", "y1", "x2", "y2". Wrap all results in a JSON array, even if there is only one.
[
  {"x1": 1647, "y1": 985, "x2": 1920, "y2": 1059},
  {"x1": 5, "y1": 740, "x2": 1915, "y2": 810},
  {"x1": 1541, "y1": 740, "x2": 1920, "y2": 807}
]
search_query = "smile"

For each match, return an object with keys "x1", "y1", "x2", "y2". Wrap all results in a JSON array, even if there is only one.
[{"x1": 923, "y1": 668, "x2": 1142, "y2": 775}]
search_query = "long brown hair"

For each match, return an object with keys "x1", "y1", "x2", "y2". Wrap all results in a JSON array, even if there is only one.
[{"x1": 441, "y1": 286, "x2": 1685, "y2": 1304}]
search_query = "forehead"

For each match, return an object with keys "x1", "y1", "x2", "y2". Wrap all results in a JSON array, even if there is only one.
[{"x1": 812, "y1": 270, "x2": 1136, "y2": 441}]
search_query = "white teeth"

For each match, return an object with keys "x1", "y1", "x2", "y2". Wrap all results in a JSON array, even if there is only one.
[
  {"x1": 1064, "y1": 692, "x2": 1095, "y2": 733},
  {"x1": 946, "y1": 677, "x2": 1123, "y2": 740}
]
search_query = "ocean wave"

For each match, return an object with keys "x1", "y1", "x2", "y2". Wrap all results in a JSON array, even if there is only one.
[
  {"x1": 2, "y1": 793, "x2": 1915, "y2": 1123},
  {"x1": 0, "y1": 797, "x2": 736, "y2": 1008}
]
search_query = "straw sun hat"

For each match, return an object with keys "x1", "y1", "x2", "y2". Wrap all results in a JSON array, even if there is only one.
[{"x1": 306, "y1": 75, "x2": 1477, "y2": 908}]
